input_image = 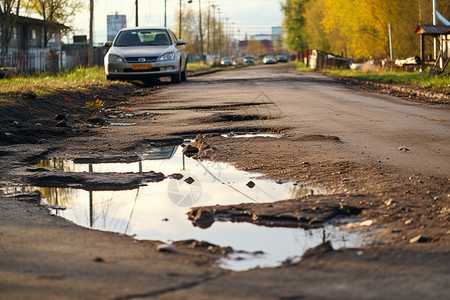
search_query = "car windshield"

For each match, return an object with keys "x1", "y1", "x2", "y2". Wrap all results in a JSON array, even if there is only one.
[{"x1": 114, "y1": 30, "x2": 172, "y2": 46}]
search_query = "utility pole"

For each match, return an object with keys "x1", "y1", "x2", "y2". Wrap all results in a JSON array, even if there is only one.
[
  {"x1": 164, "y1": 0, "x2": 167, "y2": 27},
  {"x1": 199, "y1": 0, "x2": 204, "y2": 62},
  {"x1": 237, "y1": 28, "x2": 240, "y2": 57},
  {"x1": 89, "y1": 0, "x2": 94, "y2": 66},
  {"x1": 179, "y1": 0, "x2": 182, "y2": 38},
  {"x1": 388, "y1": 23, "x2": 393, "y2": 61},
  {"x1": 212, "y1": 4, "x2": 216, "y2": 56},
  {"x1": 218, "y1": 8, "x2": 221, "y2": 57},
  {"x1": 207, "y1": 1, "x2": 210, "y2": 54},
  {"x1": 225, "y1": 18, "x2": 228, "y2": 56},
  {"x1": 135, "y1": 0, "x2": 139, "y2": 27},
  {"x1": 433, "y1": 0, "x2": 437, "y2": 59}
]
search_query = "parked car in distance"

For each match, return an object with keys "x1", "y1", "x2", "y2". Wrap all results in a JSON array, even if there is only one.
[
  {"x1": 104, "y1": 27, "x2": 187, "y2": 84},
  {"x1": 244, "y1": 56, "x2": 255, "y2": 64},
  {"x1": 263, "y1": 55, "x2": 277, "y2": 64},
  {"x1": 220, "y1": 57, "x2": 234, "y2": 66},
  {"x1": 276, "y1": 54, "x2": 288, "y2": 63}
]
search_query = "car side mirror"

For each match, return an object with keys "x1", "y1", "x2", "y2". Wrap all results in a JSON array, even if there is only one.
[
  {"x1": 177, "y1": 40, "x2": 186, "y2": 46},
  {"x1": 103, "y1": 42, "x2": 112, "y2": 47}
]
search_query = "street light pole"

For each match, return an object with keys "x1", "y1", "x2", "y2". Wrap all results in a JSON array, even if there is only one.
[{"x1": 164, "y1": 0, "x2": 167, "y2": 27}]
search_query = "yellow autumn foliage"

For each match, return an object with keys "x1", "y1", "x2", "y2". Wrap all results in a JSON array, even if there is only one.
[{"x1": 284, "y1": 0, "x2": 450, "y2": 60}]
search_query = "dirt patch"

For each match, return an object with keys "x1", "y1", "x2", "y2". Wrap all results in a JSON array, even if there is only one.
[
  {"x1": 26, "y1": 168, "x2": 165, "y2": 191},
  {"x1": 0, "y1": 83, "x2": 157, "y2": 146},
  {"x1": 339, "y1": 77, "x2": 450, "y2": 104},
  {"x1": 188, "y1": 195, "x2": 363, "y2": 229}
]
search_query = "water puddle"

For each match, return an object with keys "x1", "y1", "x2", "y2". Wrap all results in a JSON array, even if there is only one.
[
  {"x1": 14, "y1": 144, "x2": 365, "y2": 271},
  {"x1": 221, "y1": 133, "x2": 283, "y2": 139},
  {"x1": 108, "y1": 122, "x2": 138, "y2": 126}
]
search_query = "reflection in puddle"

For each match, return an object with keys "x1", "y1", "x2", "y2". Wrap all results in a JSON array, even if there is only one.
[
  {"x1": 109, "y1": 122, "x2": 138, "y2": 126},
  {"x1": 23, "y1": 145, "x2": 363, "y2": 271},
  {"x1": 221, "y1": 133, "x2": 282, "y2": 139}
]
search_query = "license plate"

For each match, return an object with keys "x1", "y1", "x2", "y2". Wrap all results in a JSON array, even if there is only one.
[{"x1": 132, "y1": 64, "x2": 152, "y2": 70}]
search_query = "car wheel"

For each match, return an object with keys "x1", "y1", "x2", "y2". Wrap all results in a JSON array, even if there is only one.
[
  {"x1": 171, "y1": 68, "x2": 182, "y2": 84},
  {"x1": 181, "y1": 63, "x2": 187, "y2": 82}
]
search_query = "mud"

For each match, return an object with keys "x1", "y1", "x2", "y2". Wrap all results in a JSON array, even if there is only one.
[
  {"x1": 340, "y1": 76, "x2": 450, "y2": 104},
  {"x1": 188, "y1": 196, "x2": 362, "y2": 229},
  {"x1": 0, "y1": 64, "x2": 449, "y2": 299},
  {"x1": 26, "y1": 168, "x2": 165, "y2": 190}
]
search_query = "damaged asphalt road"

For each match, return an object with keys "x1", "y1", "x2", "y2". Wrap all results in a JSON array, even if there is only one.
[{"x1": 0, "y1": 63, "x2": 449, "y2": 299}]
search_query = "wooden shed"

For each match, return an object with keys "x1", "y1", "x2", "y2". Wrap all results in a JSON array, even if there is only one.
[{"x1": 415, "y1": 25, "x2": 450, "y2": 62}]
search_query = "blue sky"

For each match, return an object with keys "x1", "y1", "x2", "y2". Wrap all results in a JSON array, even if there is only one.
[{"x1": 69, "y1": 0, "x2": 284, "y2": 43}]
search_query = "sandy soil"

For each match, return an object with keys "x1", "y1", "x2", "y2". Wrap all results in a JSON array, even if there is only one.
[{"x1": 0, "y1": 64, "x2": 449, "y2": 299}]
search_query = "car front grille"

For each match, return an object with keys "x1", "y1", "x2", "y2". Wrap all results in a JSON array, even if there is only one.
[{"x1": 125, "y1": 56, "x2": 159, "y2": 63}]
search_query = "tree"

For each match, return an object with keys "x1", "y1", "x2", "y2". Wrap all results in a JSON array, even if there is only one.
[
  {"x1": 247, "y1": 37, "x2": 264, "y2": 57},
  {"x1": 304, "y1": 0, "x2": 329, "y2": 52},
  {"x1": 0, "y1": 0, "x2": 21, "y2": 63},
  {"x1": 22, "y1": 0, "x2": 82, "y2": 47},
  {"x1": 175, "y1": 5, "x2": 199, "y2": 55},
  {"x1": 281, "y1": 0, "x2": 308, "y2": 52},
  {"x1": 287, "y1": 0, "x2": 450, "y2": 60}
]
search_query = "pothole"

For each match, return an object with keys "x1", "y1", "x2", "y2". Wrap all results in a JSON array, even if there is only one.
[
  {"x1": 147, "y1": 102, "x2": 270, "y2": 111},
  {"x1": 7, "y1": 142, "x2": 368, "y2": 271},
  {"x1": 200, "y1": 114, "x2": 277, "y2": 123},
  {"x1": 172, "y1": 127, "x2": 288, "y2": 138}
]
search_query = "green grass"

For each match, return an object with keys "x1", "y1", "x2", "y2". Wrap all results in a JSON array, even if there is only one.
[
  {"x1": 0, "y1": 66, "x2": 111, "y2": 95},
  {"x1": 294, "y1": 61, "x2": 450, "y2": 90},
  {"x1": 186, "y1": 62, "x2": 213, "y2": 72},
  {"x1": 293, "y1": 61, "x2": 311, "y2": 72}
]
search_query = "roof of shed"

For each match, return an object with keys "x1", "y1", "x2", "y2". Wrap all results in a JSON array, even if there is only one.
[{"x1": 415, "y1": 25, "x2": 450, "y2": 36}]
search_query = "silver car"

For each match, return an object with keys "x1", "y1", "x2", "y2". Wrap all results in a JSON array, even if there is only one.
[{"x1": 104, "y1": 27, "x2": 187, "y2": 83}]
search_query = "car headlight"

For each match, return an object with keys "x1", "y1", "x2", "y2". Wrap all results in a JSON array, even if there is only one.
[
  {"x1": 159, "y1": 52, "x2": 175, "y2": 61},
  {"x1": 108, "y1": 54, "x2": 124, "y2": 62}
]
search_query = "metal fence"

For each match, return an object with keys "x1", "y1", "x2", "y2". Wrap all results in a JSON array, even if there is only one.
[
  {"x1": 1, "y1": 50, "x2": 60, "y2": 74},
  {"x1": 0, "y1": 47, "x2": 107, "y2": 75}
]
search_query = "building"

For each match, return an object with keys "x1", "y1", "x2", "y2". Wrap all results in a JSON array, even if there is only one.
[
  {"x1": 0, "y1": 15, "x2": 67, "y2": 73},
  {"x1": 239, "y1": 39, "x2": 273, "y2": 57},
  {"x1": 271, "y1": 26, "x2": 283, "y2": 53}
]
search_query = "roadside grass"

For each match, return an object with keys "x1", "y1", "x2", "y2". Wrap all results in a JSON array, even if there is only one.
[
  {"x1": 0, "y1": 66, "x2": 111, "y2": 96},
  {"x1": 186, "y1": 61, "x2": 212, "y2": 72},
  {"x1": 187, "y1": 61, "x2": 250, "y2": 73},
  {"x1": 294, "y1": 61, "x2": 450, "y2": 90}
]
